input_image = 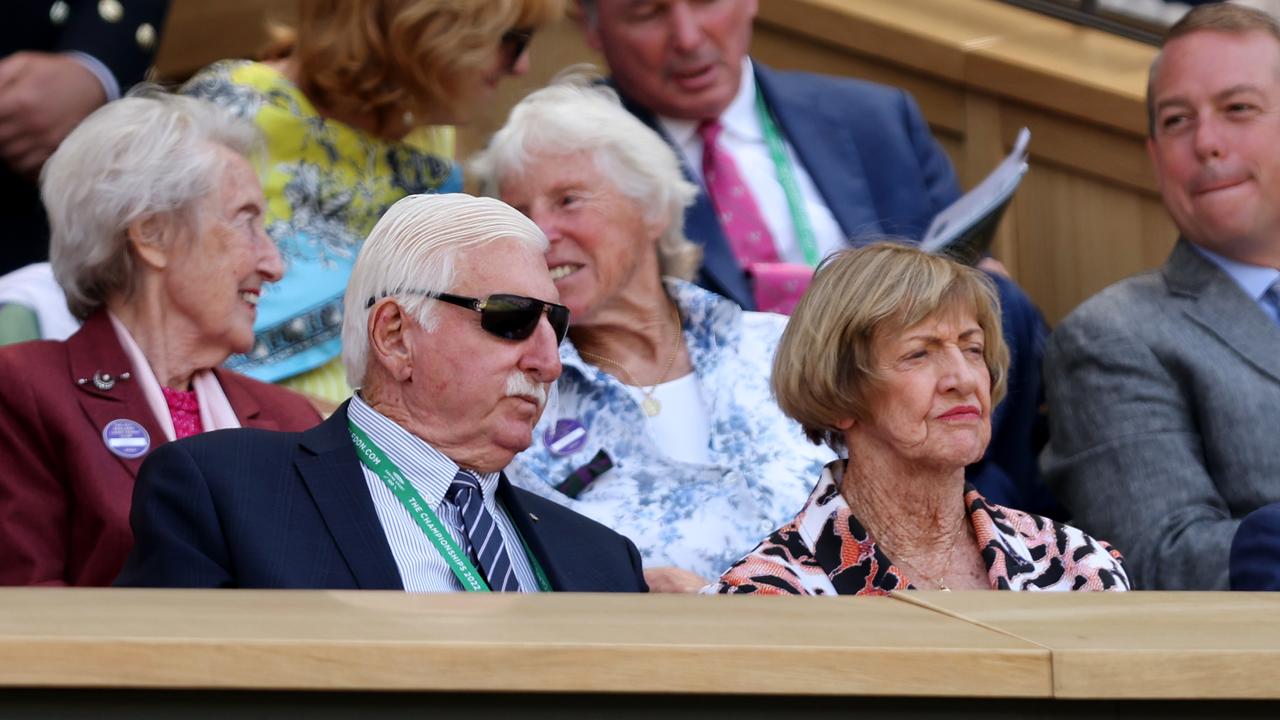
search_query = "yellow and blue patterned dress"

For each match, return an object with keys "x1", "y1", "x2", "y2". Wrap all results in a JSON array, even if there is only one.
[{"x1": 183, "y1": 60, "x2": 462, "y2": 400}]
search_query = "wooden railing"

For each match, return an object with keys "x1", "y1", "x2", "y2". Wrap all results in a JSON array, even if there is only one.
[{"x1": 0, "y1": 589, "x2": 1276, "y2": 714}]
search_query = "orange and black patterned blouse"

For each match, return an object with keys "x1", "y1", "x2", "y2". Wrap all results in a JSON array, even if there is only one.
[{"x1": 714, "y1": 460, "x2": 1130, "y2": 594}]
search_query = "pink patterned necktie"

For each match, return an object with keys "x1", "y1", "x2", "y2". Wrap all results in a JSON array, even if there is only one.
[
  {"x1": 161, "y1": 386, "x2": 204, "y2": 439},
  {"x1": 699, "y1": 120, "x2": 814, "y2": 315}
]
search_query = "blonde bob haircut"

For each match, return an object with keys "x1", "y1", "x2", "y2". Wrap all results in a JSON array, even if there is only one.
[
  {"x1": 772, "y1": 241, "x2": 1009, "y2": 453},
  {"x1": 266, "y1": 0, "x2": 564, "y2": 136}
]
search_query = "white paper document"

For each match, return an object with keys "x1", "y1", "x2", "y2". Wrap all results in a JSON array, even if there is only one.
[{"x1": 920, "y1": 127, "x2": 1031, "y2": 257}]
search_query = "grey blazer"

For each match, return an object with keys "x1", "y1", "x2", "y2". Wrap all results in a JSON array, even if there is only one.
[{"x1": 1043, "y1": 239, "x2": 1280, "y2": 590}]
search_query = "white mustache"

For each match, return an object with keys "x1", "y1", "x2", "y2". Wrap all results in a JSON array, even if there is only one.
[{"x1": 505, "y1": 372, "x2": 548, "y2": 409}]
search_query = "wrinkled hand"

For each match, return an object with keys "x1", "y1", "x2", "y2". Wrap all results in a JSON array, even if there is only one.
[
  {"x1": 643, "y1": 566, "x2": 710, "y2": 593},
  {"x1": 0, "y1": 51, "x2": 107, "y2": 179},
  {"x1": 977, "y1": 256, "x2": 1011, "y2": 279}
]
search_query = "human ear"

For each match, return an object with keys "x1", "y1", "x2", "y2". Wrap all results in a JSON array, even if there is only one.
[
  {"x1": 125, "y1": 214, "x2": 171, "y2": 270},
  {"x1": 368, "y1": 301, "x2": 414, "y2": 382}
]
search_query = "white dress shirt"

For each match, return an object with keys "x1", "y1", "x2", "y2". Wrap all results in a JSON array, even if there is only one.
[{"x1": 348, "y1": 394, "x2": 541, "y2": 592}]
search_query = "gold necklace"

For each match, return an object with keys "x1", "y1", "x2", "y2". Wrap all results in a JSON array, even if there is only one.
[
  {"x1": 577, "y1": 303, "x2": 683, "y2": 417},
  {"x1": 880, "y1": 516, "x2": 969, "y2": 591}
]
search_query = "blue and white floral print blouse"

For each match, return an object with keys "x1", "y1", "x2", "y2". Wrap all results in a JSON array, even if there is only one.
[{"x1": 506, "y1": 280, "x2": 835, "y2": 579}]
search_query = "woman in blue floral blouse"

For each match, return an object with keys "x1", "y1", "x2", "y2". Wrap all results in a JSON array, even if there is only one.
[{"x1": 472, "y1": 77, "x2": 835, "y2": 590}]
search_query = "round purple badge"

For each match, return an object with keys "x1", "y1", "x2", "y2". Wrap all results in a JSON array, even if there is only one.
[
  {"x1": 543, "y1": 419, "x2": 588, "y2": 457},
  {"x1": 102, "y1": 418, "x2": 151, "y2": 459}
]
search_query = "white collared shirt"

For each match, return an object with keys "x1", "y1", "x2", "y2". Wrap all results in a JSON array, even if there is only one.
[
  {"x1": 659, "y1": 58, "x2": 846, "y2": 265},
  {"x1": 348, "y1": 394, "x2": 541, "y2": 592}
]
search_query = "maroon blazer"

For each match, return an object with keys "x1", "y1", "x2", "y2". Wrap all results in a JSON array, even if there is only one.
[{"x1": 0, "y1": 310, "x2": 322, "y2": 586}]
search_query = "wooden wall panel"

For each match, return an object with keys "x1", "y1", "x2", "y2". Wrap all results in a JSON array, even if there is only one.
[{"x1": 153, "y1": 0, "x2": 1171, "y2": 325}]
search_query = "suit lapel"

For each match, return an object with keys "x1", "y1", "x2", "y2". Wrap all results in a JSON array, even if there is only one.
[
  {"x1": 67, "y1": 312, "x2": 167, "y2": 477},
  {"x1": 295, "y1": 405, "x2": 404, "y2": 590},
  {"x1": 498, "y1": 477, "x2": 571, "y2": 591},
  {"x1": 1166, "y1": 239, "x2": 1280, "y2": 384},
  {"x1": 213, "y1": 367, "x2": 275, "y2": 430},
  {"x1": 753, "y1": 62, "x2": 882, "y2": 241}
]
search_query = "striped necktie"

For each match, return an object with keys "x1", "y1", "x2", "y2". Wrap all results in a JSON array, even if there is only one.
[{"x1": 446, "y1": 471, "x2": 522, "y2": 592}]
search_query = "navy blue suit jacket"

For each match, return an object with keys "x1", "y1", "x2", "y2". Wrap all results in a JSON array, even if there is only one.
[
  {"x1": 620, "y1": 63, "x2": 1056, "y2": 516},
  {"x1": 1230, "y1": 503, "x2": 1280, "y2": 591},
  {"x1": 622, "y1": 63, "x2": 960, "y2": 309},
  {"x1": 116, "y1": 403, "x2": 648, "y2": 591}
]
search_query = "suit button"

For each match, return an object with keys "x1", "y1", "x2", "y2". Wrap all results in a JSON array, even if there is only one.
[
  {"x1": 136, "y1": 22, "x2": 156, "y2": 50},
  {"x1": 98, "y1": 0, "x2": 123, "y2": 23},
  {"x1": 50, "y1": 1, "x2": 69, "y2": 24}
]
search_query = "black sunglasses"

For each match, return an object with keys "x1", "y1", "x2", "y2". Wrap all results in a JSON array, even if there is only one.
[
  {"x1": 368, "y1": 290, "x2": 569, "y2": 345},
  {"x1": 500, "y1": 27, "x2": 535, "y2": 71}
]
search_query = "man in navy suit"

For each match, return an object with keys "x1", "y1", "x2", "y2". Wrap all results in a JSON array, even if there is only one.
[
  {"x1": 1231, "y1": 504, "x2": 1280, "y2": 591},
  {"x1": 117, "y1": 194, "x2": 648, "y2": 592},
  {"x1": 579, "y1": 0, "x2": 1054, "y2": 515}
]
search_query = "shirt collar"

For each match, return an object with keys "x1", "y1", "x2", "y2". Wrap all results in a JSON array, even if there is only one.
[
  {"x1": 1191, "y1": 243, "x2": 1280, "y2": 301},
  {"x1": 657, "y1": 57, "x2": 759, "y2": 147},
  {"x1": 348, "y1": 393, "x2": 501, "y2": 508}
]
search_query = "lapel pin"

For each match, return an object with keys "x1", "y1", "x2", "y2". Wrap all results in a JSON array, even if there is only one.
[
  {"x1": 543, "y1": 418, "x2": 588, "y2": 456},
  {"x1": 92, "y1": 371, "x2": 115, "y2": 391},
  {"x1": 102, "y1": 418, "x2": 150, "y2": 459},
  {"x1": 529, "y1": 512, "x2": 540, "y2": 522}
]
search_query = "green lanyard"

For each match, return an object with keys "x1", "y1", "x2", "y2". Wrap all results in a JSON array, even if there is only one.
[
  {"x1": 754, "y1": 88, "x2": 821, "y2": 268},
  {"x1": 349, "y1": 419, "x2": 552, "y2": 592}
]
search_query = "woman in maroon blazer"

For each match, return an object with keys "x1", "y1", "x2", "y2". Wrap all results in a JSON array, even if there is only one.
[{"x1": 0, "y1": 91, "x2": 321, "y2": 586}]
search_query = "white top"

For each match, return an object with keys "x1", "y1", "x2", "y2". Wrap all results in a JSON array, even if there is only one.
[
  {"x1": 622, "y1": 371, "x2": 713, "y2": 465},
  {"x1": 660, "y1": 58, "x2": 846, "y2": 265},
  {"x1": 507, "y1": 280, "x2": 836, "y2": 579},
  {"x1": 0, "y1": 262, "x2": 79, "y2": 340}
]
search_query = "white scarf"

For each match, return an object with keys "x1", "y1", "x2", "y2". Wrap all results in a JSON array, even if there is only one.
[{"x1": 107, "y1": 313, "x2": 241, "y2": 441}]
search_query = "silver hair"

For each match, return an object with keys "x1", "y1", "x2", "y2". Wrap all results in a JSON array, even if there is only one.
[
  {"x1": 470, "y1": 69, "x2": 702, "y2": 280},
  {"x1": 40, "y1": 86, "x2": 263, "y2": 320},
  {"x1": 341, "y1": 193, "x2": 550, "y2": 388}
]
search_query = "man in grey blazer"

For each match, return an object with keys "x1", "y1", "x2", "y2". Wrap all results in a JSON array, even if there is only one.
[{"x1": 1044, "y1": 3, "x2": 1280, "y2": 590}]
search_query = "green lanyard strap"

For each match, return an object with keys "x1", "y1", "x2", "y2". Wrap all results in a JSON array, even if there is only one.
[
  {"x1": 754, "y1": 88, "x2": 821, "y2": 268},
  {"x1": 349, "y1": 419, "x2": 552, "y2": 592}
]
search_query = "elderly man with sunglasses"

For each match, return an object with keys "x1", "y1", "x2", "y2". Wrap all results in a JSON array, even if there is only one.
[{"x1": 117, "y1": 194, "x2": 648, "y2": 592}]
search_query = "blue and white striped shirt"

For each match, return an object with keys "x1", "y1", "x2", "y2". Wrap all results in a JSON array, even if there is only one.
[{"x1": 348, "y1": 395, "x2": 541, "y2": 592}]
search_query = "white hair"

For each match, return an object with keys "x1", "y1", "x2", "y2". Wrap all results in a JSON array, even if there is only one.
[
  {"x1": 470, "y1": 70, "x2": 701, "y2": 280},
  {"x1": 40, "y1": 86, "x2": 262, "y2": 320},
  {"x1": 341, "y1": 193, "x2": 549, "y2": 388}
]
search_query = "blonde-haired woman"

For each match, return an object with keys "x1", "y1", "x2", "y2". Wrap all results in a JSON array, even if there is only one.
[
  {"x1": 182, "y1": 0, "x2": 563, "y2": 403},
  {"x1": 715, "y1": 242, "x2": 1129, "y2": 594}
]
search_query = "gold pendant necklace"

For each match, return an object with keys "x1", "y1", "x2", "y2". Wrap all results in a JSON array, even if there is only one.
[
  {"x1": 931, "y1": 519, "x2": 968, "y2": 591},
  {"x1": 578, "y1": 302, "x2": 683, "y2": 418}
]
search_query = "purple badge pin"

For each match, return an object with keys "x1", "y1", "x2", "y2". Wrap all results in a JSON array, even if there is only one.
[
  {"x1": 102, "y1": 418, "x2": 150, "y2": 459},
  {"x1": 543, "y1": 419, "x2": 588, "y2": 457}
]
